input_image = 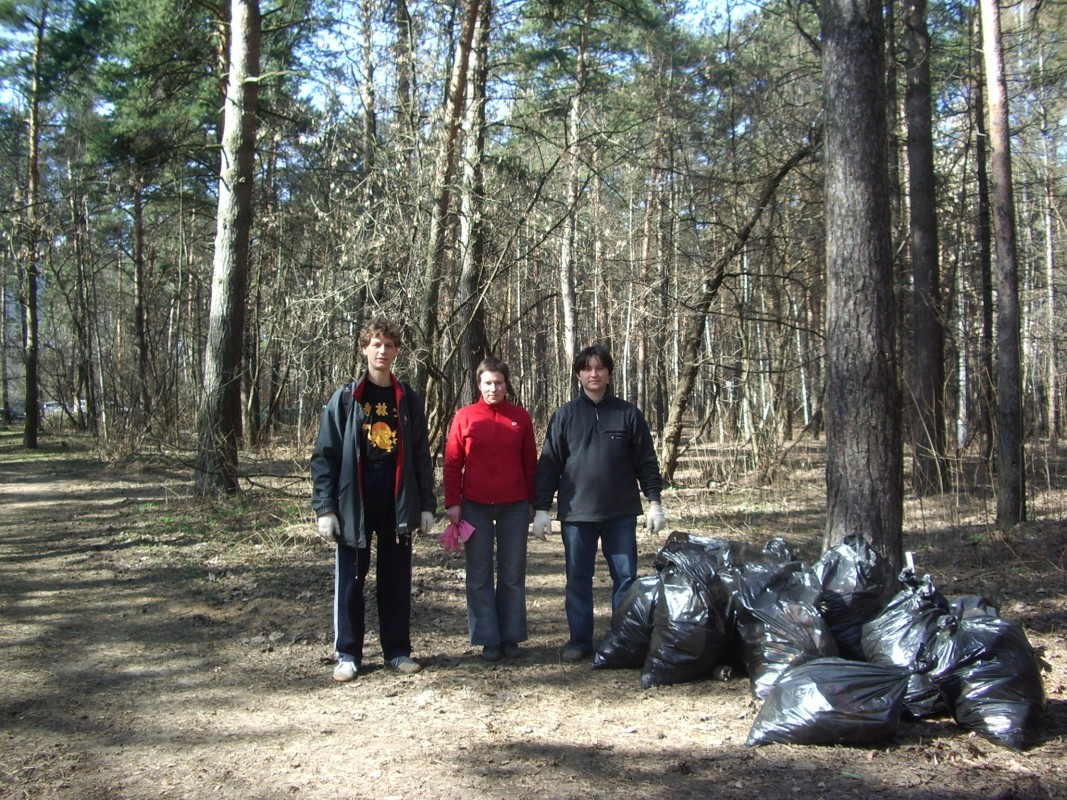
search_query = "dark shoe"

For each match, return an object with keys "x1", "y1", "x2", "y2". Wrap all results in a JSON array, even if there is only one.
[
  {"x1": 387, "y1": 656, "x2": 422, "y2": 674},
  {"x1": 481, "y1": 645, "x2": 502, "y2": 662},
  {"x1": 562, "y1": 647, "x2": 589, "y2": 662},
  {"x1": 502, "y1": 642, "x2": 521, "y2": 658}
]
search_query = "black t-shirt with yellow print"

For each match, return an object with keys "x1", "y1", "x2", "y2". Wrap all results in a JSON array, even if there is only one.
[{"x1": 359, "y1": 381, "x2": 398, "y2": 464}]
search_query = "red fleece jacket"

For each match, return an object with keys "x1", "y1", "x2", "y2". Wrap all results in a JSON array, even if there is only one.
[{"x1": 444, "y1": 398, "x2": 537, "y2": 508}]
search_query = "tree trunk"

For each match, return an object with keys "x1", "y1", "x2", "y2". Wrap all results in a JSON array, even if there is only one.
[
  {"x1": 393, "y1": 0, "x2": 417, "y2": 165},
  {"x1": 905, "y1": 0, "x2": 947, "y2": 495},
  {"x1": 1037, "y1": 43, "x2": 1058, "y2": 443},
  {"x1": 455, "y1": 0, "x2": 491, "y2": 407},
  {"x1": 972, "y1": 28, "x2": 995, "y2": 465},
  {"x1": 558, "y1": 12, "x2": 589, "y2": 374},
  {"x1": 637, "y1": 173, "x2": 653, "y2": 415},
  {"x1": 979, "y1": 0, "x2": 1026, "y2": 528},
  {"x1": 884, "y1": 0, "x2": 907, "y2": 378},
  {"x1": 1043, "y1": 148, "x2": 1058, "y2": 444},
  {"x1": 131, "y1": 180, "x2": 153, "y2": 428},
  {"x1": 196, "y1": 0, "x2": 261, "y2": 496},
  {"x1": 67, "y1": 169, "x2": 98, "y2": 434},
  {"x1": 637, "y1": 109, "x2": 669, "y2": 420},
  {"x1": 1, "y1": 274, "x2": 11, "y2": 423},
  {"x1": 244, "y1": 251, "x2": 262, "y2": 447},
  {"x1": 820, "y1": 0, "x2": 903, "y2": 570},
  {"x1": 21, "y1": 4, "x2": 48, "y2": 449},
  {"x1": 418, "y1": 0, "x2": 482, "y2": 401}
]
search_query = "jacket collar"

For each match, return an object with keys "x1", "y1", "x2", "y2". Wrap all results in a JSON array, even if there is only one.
[
  {"x1": 353, "y1": 371, "x2": 401, "y2": 402},
  {"x1": 479, "y1": 397, "x2": 511, "y2": 412},
  {"x1": 579, "y1": 386, "x2": 614, "y2": 407}
]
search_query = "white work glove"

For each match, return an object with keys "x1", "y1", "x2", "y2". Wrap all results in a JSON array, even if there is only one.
[
  {"x1": 531, "y1": 510, "x2": 551, "y2": 541},
  {"x1": 317, "y1": 512, "x2": 340, "y2": 543},
  {"x1": 420, "y1": 511, "x2": 435, "y2": 535},
  {"x1": 645, "y1": 504, "x2": 666, "y2": 535}
]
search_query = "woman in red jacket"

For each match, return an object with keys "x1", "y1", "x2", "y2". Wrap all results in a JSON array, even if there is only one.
[{"x1": 444, "y1": 357, "x2": 538, "y2": 662}]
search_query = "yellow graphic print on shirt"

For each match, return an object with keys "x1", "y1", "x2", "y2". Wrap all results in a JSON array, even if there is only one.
[{"x1": 362, "y1": 401, "x2": 398, "y2": 454}]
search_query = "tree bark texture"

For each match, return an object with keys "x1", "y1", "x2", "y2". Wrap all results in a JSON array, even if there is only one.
[
  {"x1": 196, "y1": 0, "x2": 261, "y2": 495},
  {"x1": 21, "y1": 4, "x2": 48, "y2": 449},
  {"x1": 456, "y1": 0, "x2": 491, "y2": 407},
  {"x1": 393, "y1": 0, "x2": 417, "y2": 161},
  {"x1": 418, "y1": 0, "x2": 482, "y2": 400},
  {"x1": 979, "y1": 0, "x2": 1026, "y2": 528},
  {"x1": 67, "y1": 173, "x2": 98, "y2": 434},
  {"x1": 972, "y1": 32, "x2": 995, "y2": 464},
  {"x1": 132, "y1": 182, "x2": 153, "y2": 427},
  {"x1": 820, "y1": 0, "x2": 903, "y2": 569},
  {"x1": 558, "y1": 10, "x2": 589, "y2": 374},
  {"x1": 905, "y1": 0, "x2": 947, "y2": 495}
]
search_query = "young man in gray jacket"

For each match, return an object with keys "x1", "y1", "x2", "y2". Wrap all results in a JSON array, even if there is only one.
[
  {"x1": 311, "y1": 317, "x2": 436, "y2": 681},
  {"x1": 532, "y1": 344, "x2": 666, "y2": 661}
]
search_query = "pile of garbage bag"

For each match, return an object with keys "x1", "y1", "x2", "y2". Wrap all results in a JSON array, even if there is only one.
[{"x1": 592, "y1": 531, "x2": 1046, "y2": 750}]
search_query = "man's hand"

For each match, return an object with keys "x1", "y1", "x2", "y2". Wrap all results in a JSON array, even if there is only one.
[
  {"x1": 316, "y1": 512, "x2": 340, "y2": 543},
  {"x1": 445, "y1": 505, "x2": 461, "y2": 526},
  {"x1": 531, "y1": 510, "x2": 551, "y2": 541},
  {"x1": 645, "y1": 503, "x2": 666, "y2": 535},
  {"x1": 420, "y1": 511, "x2": 435, "y2": 535}
]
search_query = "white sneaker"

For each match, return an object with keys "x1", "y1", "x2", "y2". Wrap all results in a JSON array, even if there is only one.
[{"x1": 333, "y1": 660, "x2": 358, "y2": 682}]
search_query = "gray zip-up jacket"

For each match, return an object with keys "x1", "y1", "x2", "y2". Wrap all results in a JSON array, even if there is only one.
[
  {"x1": 310, "y1": 374, "x2": 435, "y2": 548},
  {"x1": 534, "y1": 388, "x2": 662, "y2": 522}
]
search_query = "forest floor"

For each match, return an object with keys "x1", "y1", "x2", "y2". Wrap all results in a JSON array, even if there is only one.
[{"x1": 1, "y1": 427, "x2": 1066, "y2": 800}]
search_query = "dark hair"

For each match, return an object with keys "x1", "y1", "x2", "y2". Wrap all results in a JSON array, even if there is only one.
[
  {"x1": 476, "y1": 356, "x2": 515, "y2": 397},
  {"x1": 573, "y1": 344, "x2": 614, "y2": 377},
  {"x1": 359, "y1": 317, "x2": 402, "y2": 349}
]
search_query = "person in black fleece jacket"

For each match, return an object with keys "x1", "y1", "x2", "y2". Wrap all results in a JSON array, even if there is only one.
[{"x1": 532, "y1": 344, "x2": 666, "y2": 661}]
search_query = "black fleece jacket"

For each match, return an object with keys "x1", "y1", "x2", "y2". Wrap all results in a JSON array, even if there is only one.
[{"x1": 534, "y1": 388, "x2": 662, "y2": 522}]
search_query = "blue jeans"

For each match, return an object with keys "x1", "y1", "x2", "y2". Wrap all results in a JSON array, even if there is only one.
[
  {"x1": 560, "y1": 517, "x2": 638, "y2": 651},
  {"x1": 463, "y1": 499, "x2": 530, "y2": 646}
]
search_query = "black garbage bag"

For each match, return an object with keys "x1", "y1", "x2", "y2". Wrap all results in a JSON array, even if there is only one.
[
  {"x1": 719, "y1": 542, "x2": 800, "y2": 617},
  {"x1": 593, "y1": 575, "x2": 660, "y2": 669},
  {"x1": 652, "y1": 531, "x2": 733, "y2": 575},
  {"x1": 812, "y1": 534, "x2": 894, "y2": 660},
  {"x1": 746, "y1": 657, "x2": 909, "y2": 746},
  {"x1": 640, "y1": 558, "x2": 731, "y2": 688},
  {"x1": 762, "y1": 536, "x2": 797, "y2": 563},
  {"x1": 641, "y1": 532, "x2": 802, "y2": 688},
  {"x1": 738, "y1": 597, "x2": 838, "y2": 699},
  {"x1": 737, "y1": 561, "x2": 836, "y2": 699},
  {"x1": 861, "y1": 569, "x2": 951, "y2": 718},
  {"x1": 652, "y1": 532, "x2": 797, "y2": 596},
  {"x1": 732, "y1": 552, "x2": 822, "y2": 608},
  {"x1": 929, "y1": 613, "x2": 1046, "y2": 750},
  {"x1": 949, "y1": 595, "x2": 1000, "y2": 618},
  {"x1": 655, "y1": 532, "x2": 798, "y2": 628},
  {"x1": 711, "y1": 537, "x2": 793, "y2": 574}
]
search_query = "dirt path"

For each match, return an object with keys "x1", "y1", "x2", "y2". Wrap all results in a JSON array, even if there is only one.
[{"x1": 1, "y1": 436, "x2": 1065, "y2": 799}]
